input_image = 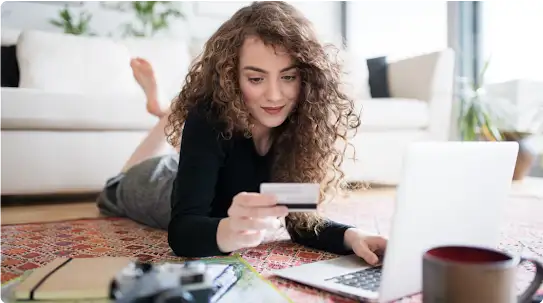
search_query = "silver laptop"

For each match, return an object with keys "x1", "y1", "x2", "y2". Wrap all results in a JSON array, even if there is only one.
[{"x1": 273, "y1": 141, "x2": 519, "y2": 302}]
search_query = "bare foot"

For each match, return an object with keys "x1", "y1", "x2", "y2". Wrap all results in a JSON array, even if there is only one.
[{"x1": 130, "y1": 57, "x2": 165, "y2": 117}]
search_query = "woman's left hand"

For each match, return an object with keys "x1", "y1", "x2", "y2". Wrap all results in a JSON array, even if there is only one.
[{"x1": 344, "y1": 228, "x2": 387, "y2": 265}]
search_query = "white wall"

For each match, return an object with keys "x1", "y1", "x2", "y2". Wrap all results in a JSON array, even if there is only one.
[{"x1": 1, "y1": 1, "x2": 342, "y2": 49}]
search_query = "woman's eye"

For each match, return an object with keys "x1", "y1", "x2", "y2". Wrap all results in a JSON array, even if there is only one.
[
  {"x1": 283, "y1": 75, "x2": 297, "y2": 81},
  {"x1": 249, "y1": 77, "x2": 263, "y2": 84}
]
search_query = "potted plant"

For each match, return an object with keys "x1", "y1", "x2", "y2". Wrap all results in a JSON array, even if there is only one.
[
  {"x1": 458, "y1": 60, "x2": 543, "y2": 180},
  {"x1": 49, "y1": 6, "x2": 95, "y2": 36},
  {"x1": 497, "y1": 101, "x2": 543, "y2": 180},
  {"x1": 457, "y1": 59, "x2": 503, "y2": 142},
  {"x1": 102, "y1": 1, "x2": 185, "y2": 38}
]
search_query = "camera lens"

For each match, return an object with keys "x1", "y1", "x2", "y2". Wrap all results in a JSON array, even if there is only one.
[
  {"x1": 135, "y1": 261, "x2": 153, "y2": 273},
  {"x1": 154, "y1": 288, "x2": 195, "y2": 303}
]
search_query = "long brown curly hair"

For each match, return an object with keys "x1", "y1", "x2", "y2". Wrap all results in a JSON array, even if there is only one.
[{"x1": 166, "y1": 1, "x2": 361, "y2": 234}]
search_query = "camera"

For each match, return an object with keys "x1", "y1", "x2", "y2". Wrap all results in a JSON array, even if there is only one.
[{"x1": 109, "y1": 260, "x2": 238, "y2": 303}]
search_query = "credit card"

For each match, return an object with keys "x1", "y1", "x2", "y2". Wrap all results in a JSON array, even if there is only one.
[{"x1": 260, "y1": 183, "x2": 320, "y2": 212}]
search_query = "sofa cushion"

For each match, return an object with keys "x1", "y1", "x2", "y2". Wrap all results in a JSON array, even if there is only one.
[
  {"x1": 340, "y1": 51, "x2": 372, "y2": 100},
  {"x1": 16, "y1": 30, "x2": 139, "y2": 94},
  {"x1": 1, "y1": 45, "x2": 19, "y2": 87},
  {"x1": 356, "y1": 98, "x2": 429, "y2": 130},
  {"x1": 1, "y1": 87, "x2": 156, "y2": 130},
  {"x1": 366, "y1": 56, "x2": 390, "y2": 98}
]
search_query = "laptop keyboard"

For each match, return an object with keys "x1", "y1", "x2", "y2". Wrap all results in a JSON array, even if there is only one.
[{"x1": 325, "y1": 266, "x2": 382, "y2": 292}]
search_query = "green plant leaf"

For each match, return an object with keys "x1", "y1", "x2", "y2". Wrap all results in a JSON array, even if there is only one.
[
  {"x1": 145, "y1": 1, "x2": 156, "y2": 14},
  {"x1": 49, "y1": 20, "x2": 64, "y2": 27},
  {"x1": 477, "y1": 56, "x2": 491, "y2": 87},
  {"x1": 50, "y1": 6, "x2": 94, "y2": 36},
  {"x1": 60, "y1": 8, "x2": 71, "y2": 23},
  {"x1": 119, "y1": 1, "x2": 186, "y2": 37},
  {"x1": 134, "y1": 1, "x2": 144, "y2": 12},
  {"x1": 462, "y1": 104, "x2": 477, "y2": 141}
]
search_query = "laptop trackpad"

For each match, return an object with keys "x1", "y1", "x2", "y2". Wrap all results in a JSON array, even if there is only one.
[{"x1": 274, "y1": 254, "x2": 373, "y2": 281}]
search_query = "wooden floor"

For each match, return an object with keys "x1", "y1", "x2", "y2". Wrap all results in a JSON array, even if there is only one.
[
  {"x1": 1, "y1": 201, "x2": 103, "y2": 225},
  {"x1": 2, "y1": 178, "x2": 542, "y2": 226}
]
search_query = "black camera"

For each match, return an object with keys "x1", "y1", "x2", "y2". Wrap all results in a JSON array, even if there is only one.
[{"x1": 109, "y1": 260, "x2": 239, "y2": 303}]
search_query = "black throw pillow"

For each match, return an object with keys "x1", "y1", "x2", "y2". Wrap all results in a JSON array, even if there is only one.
[
  {"x1": 1, "y1": 45, "x2": 20, "y2": 87},
  {"x1": 366, "y1": 56, "x2": 390, "y2": 98}
]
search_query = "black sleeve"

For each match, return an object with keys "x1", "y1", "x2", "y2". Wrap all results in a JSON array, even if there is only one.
[
  {"x1": 168, "y1": 105, "x2": 227, "y2": 257},
  {"x1": 285, "y1": 216, "x2": 355, "y2": 255}
]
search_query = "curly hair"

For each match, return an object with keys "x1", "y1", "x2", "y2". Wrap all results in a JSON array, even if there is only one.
[{"x1": 166, "y1": 1, "x2": 361, "y2": 234}]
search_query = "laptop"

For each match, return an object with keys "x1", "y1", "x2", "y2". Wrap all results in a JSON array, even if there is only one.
[{"x1": 273, "y1": 141, "x2": 519, "y2": 302}]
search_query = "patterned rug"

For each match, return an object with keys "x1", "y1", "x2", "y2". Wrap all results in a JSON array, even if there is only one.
[{"x1": 2, "y1": 194, "x2": 543, "y2": 302}]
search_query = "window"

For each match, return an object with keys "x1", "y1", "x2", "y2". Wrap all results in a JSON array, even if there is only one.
[
  {"x1": 481, "y1": 2, "x2": 543, "y2": 84},
  {"x1": 346, "y1": 1, "x2": 448, "y2": 60}
]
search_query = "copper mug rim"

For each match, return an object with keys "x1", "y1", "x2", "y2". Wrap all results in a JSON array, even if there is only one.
[{"x1": 424, "y1": 245, "x2": 521, "y2": 269}]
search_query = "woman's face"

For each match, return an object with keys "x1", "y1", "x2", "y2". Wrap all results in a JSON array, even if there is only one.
[{"x1": 238, "y1": 36, "x2": 301, "y2": 131}]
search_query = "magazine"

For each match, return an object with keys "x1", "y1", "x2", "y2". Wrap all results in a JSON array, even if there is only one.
[{"x1": 199, "y1": 254, "x2": 292, "y2": 303}]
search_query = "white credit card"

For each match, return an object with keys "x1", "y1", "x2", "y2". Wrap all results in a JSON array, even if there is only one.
[{"x1": 260, "y1": 183, "x2": 320, "y2": 212}]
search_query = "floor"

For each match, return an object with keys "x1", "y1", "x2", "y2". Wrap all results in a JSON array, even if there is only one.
[
  {"x1": 1, "y1": 201, "x2": 102, "y2": 225},
  {"x1": 2, "y1": 177, "x2": 542, "y2": 226}
]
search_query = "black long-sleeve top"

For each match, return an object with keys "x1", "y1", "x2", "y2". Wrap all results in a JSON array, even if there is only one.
[{"x1": 168, "y1": 102, "x2": 354, "y2": 257}]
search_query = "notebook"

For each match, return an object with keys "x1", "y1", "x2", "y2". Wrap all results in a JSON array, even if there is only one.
[{"x1": 13, "y1": 257, "x2": 133, "y2": 301}]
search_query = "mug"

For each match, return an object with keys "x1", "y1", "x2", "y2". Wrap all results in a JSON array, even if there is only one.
[{"x1": 422, "y1": 245, "x2": 543, "y2": 303}]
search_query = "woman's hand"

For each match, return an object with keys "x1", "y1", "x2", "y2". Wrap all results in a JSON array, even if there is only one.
[
  {"x1": 217, "y1": 192, "x2": 289, "y2": 253},
  {"x1": 344, "y1": 228, "x2": 387, "y2": 265}
]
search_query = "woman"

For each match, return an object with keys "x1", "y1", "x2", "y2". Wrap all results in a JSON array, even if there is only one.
[{"x1": 97, "y1": 1, "x2": 386, "y2": 265}]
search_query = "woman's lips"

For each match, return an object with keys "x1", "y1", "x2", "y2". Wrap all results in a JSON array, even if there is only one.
[{"x1": 262, "y1": 105, "x2": 285, "y2": 115}]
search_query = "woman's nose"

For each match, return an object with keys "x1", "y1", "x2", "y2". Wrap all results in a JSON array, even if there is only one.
[{"x1": 266, "y1": 81, "x2": 282, "y2": 102}]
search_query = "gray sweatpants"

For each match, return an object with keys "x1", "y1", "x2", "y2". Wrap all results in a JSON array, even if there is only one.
[{"x1": 96, "y1": 154, "x2": 179, "y2": 230}]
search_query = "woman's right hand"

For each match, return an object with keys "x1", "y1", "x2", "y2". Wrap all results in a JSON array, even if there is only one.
[{"x1": 217, "y1": 192, "x2": 289, "y2": 253}]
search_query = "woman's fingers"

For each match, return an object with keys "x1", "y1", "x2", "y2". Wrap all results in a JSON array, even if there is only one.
[
  {"x1": 225, "y1": 192, "x2": 288, "y2": 251},
  {"x1": 228, "y1": 204, "x2": 288, "y2": 218},
  {"x1": 234, "y1": 192, "x2": 277, "y2": 207},
  {"x1": 231, "y1": 217, "x2": 281, "y2": 232},
  {"x1": 230, "y1": 192, "x2": 289, "y2": 218}
]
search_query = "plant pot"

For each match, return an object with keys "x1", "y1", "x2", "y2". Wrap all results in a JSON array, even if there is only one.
[{"x1": 501, "y1": 131, "x2": 536, "y2": 181}]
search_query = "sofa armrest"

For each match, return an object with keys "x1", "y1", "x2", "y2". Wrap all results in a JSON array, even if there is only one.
[{"x1": 388, "y1": 48, "x2": 456, "y2": 140}]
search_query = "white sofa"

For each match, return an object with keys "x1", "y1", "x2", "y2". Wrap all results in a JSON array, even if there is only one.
[
  {"x1": 341, "y1": 49, "x2": 455, "y2": 184},
  {"x1": 1, "y1": 29, "x2": 455, "y2": 195},
  {"x1": 1, "y1": 29, "x2": 192, "y2": 195}
]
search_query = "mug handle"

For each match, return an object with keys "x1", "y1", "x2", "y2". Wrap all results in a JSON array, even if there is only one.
[{"x1": 518, "y1": 257, "x2": 543, "y2": 303}]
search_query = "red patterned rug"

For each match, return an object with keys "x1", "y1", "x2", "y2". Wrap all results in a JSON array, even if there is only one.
[{"x1": 2, "y1": 194, "x2": 543, "y2": 302}]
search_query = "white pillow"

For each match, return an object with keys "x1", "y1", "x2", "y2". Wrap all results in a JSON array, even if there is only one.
[
  {"x1": 1, "y1": 27, "x2": 22, "y2": 46},
  {"x1": 339, "y1": 50, "x2": 372, "y2": 101},
  {"x1": 16, "y1": 30, "x2": 138, "y2": 94}
]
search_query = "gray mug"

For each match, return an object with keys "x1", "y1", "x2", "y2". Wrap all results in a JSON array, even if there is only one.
[{"x1": 423, "y1": 245, "x2": 543, "y2": 303}]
